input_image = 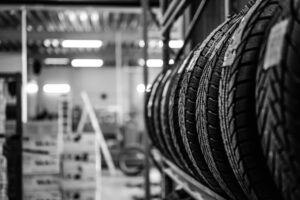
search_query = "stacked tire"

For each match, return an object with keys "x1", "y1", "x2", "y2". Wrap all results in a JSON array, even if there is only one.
[{"x1": 146, "y1": 0, "x2": 300, "y2": 199}]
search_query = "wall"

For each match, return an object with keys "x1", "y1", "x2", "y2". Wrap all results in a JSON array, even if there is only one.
[
  {"x1": 0, "y1": 53, "x2": 22, "y2": 72},
  {"x1": 33, "y1": 66, "x2": 160, "y2": 125}
]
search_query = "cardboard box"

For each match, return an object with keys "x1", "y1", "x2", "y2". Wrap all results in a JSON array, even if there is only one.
[
  {"x1": 63, "y1": 189, "x2": 95, "y2": 200},
  {"x1": 23, "y1": 190, "x2": 61, "y2": 200},
  {"x1": 64, "y1": 134, "x2": 96, "y2": 153},
  {"x1": 23, "y1": 121, "x2": 60, "y2": 154},
  {"x1": 23, "y1": 175, "x2": 60, "y2": 191},
  {"x1": 62, "y1": 162, "x2": 96, "y2": 190},
  {"x1": 23, "y1": 153, "x2": 60, "y2": 175}
]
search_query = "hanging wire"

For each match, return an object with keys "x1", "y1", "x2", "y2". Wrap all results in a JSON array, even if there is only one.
[{"x1": 290, "y1": 0, "x2": 300, "y2": 23}]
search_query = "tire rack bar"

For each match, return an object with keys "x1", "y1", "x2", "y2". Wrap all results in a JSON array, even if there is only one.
[
  {"x1": 151, "y1": 149, "x2": 227, "y2": 200},
  {"x1": 141, "y1": 0, "x2": 151, "y2": 200}
]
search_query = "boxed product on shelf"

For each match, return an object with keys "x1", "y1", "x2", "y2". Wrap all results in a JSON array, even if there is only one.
[
  {"x1": 63, "y1": 134, "x2": 96, "y2": 153},
  {"x1": 23, "y1": 121, "x2": 60, "y2": 154},
  {"x1": 23, "y1": 152, "x2": 60, "y2": 175},
  {"x1": 62, "y1": 151, "x2": 95, "y2": 163},
  {"x1": 23, "y1": 175, "x2": 60, "y2": 191},
  {"x1": 61, "y1": 161, "x2": 96, "y2": 190},
  {"x1": 23, "y1": 190, "x2": 61, "y2": 200},
  {"x1": 63, "y1": 189, "x2": 96, "y2": 200}
]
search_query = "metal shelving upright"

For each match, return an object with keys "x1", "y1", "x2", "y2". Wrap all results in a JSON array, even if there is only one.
[{"x1": 0, "y1": 73, "x2": 23, "y2": 200}]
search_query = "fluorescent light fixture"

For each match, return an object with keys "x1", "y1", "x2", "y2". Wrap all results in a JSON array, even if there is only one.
[
  {"x1": 71, "y1": 59, "x2": 104, "y2": 68},
  {"x1": 44, "y1": 58, "x2": 69, "y2": 65},
  {"x1": 43, "y1": 84, "x2": 70, "y2": 94},
  {"x1": 62, "y1": 40, "x2": 103, "y2": 48},
  {"x1": 26, "y1": 81, "x2": 38, "y2": 94},
  {"x1": 80, "y1": 12, "x2": 88, "y2": 21},
  {"x1": 169, "y1": 40, "x2": 184, "y2": 48},
  {"x1": 139, "y1": 40, "x2": 183, "y2": 49},
  {"x1": 138, "y1": 59, "x2": 174, "y2": 67},
  {"x1": 91, "y1": 12, "x2": 99, "y2": 21},
  {"x1": 147, "y1": 59, "x2": 163, "y2": 67},
  {"x1": 136, "y1": 84, "x2": 151, "y2": 93}
]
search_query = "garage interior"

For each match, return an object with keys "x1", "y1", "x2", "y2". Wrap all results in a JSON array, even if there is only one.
[{"x1": 0, "y1": 0, "x2": 299, "y2": 200}]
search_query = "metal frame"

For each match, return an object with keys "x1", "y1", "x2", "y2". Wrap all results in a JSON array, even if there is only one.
[
  {"x1": 0, "y1": 0, "x2": 159, "y2": 7},
  {"x1": 0, "y1": 73, "x2": 23, "y2": 200},
  {"x1": 141, "y1": 0, "x2": 233, "y2": 199}
]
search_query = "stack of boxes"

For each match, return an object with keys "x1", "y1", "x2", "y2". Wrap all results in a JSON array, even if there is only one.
[
  {"x1": 62, "y1": 134, "x2": 99, "y2": 200},
  {"x1": 0, "y1": 79, "x2": 8, "y2": 200},
  {"x1": 23, "y1": 121, "x2": 62, "y2": 200}
]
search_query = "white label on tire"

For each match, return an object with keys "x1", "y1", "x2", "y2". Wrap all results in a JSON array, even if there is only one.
[{"x1": 264, "y1": 19, "x2": 289, "y2": 70}]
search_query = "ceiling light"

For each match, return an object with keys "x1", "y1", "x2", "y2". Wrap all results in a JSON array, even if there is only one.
[
  {"x1": 79, "y1": 12, "x2": 88, "y2": 21},
  {"x1": 43, "y1": 39, "x2": 51, "y2": 47},
  {"x1": 52, "y1": 39, "x2": 60, "y2": 47},
  {"x1": 147, "y1": 59, "x2": 163, "y2": 67},
  {"x1": 139, "y1": 59, "x2": 174, "y2": 68},
  {"x1": 43, "y1": 84, "x2": 70, "y2": 94},
  {"x1": 62, "y1": 40, "x2": 103, "y2": 48},
  {"x1": 169, "y1": 40, "x2": 184, "y2": 48},
  {"x1": 26, "y1": 81, "x2": 38, "y2": 94},
  {"x1": 91, "y1": 12, "x2": 99, "y2": 21},
  {"x1": 139, "y1": 40, "x2": 183, "y2": 49},
  {"x1": 136, "y1": 84, "x2": 151, "y2": 93},
  {"x1": 139, "y1": 40, "x2": 145, "y2": 48},
  {"x1": 158, "y1": 40, "x2": 163, "y2": 48},
  {"x1": 71, "y1": 59, "x2": 104, "y2": 68},
  {"x1": 169, "y1": 59, "x2": 175, "y2": 65},
  {"x1": 68, "y1": 12, "x2": 76, "y2": 22},
  {"x1": 44, "y1": 58, "x2": 69, "y2": 65}
]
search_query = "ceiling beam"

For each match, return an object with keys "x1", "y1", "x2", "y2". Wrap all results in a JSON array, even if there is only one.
[{"x1": 0, "y1": 0, "x2": 159, "y2": 7}]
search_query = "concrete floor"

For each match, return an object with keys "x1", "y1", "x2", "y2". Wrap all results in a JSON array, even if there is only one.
[{"x1": 101, "y1": 171, "x2": 144, "y2": 200}]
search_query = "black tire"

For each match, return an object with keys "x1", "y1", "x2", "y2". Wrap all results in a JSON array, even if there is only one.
[
  {"x1": 160, "y1": 62, "x2": 186, "y2": 169},
  {"x1": 219, "y1": 1, "x2": 283, "y2": 200},
  {"x1": 146, "y1": 72, "x2": 165, "y2": 152},
  {"x1": 177, "y1": 15, "x2": 240, "y2": 196},
  {"x1": 196, "y1": 22, "x2": 248, "y2": 200},
  {"x1": 153, "y1": 69, "x2": 174, "y2": 160},
  {"x1": 168, "y1": 52, "x2": 203, "y2": 180},
  {"x1": 119, "y1": 146, "x2": 145, "y2": 176},
  {"x1": 256, "y1": 4, "x2": 300, "y2": 200}
]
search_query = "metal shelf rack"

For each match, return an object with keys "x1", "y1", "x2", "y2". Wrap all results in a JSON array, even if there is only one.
[
  {"x1": 0, "y1": 73, "x2": 23, "y2": 200},
  {"x1": 140, "y1": 0, "x2": 236, "y2": 199},
  {"x1": 151, "y1": 149, "x2": 226, "y2": 200}
]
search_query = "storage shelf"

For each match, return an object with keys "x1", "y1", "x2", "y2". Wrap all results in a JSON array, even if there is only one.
[{"x1": 151, "y1": 149, "x2": 226, "y2": 200}]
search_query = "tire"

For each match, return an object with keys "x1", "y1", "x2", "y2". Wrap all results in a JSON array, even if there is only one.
[
  {"x1": 196, "y1": 22, "x2": 248, "y2": 200},
  {"x1": 146, "y1": 72, "x2": 165, "y2": 152},
  {"x1": 219, "y1": 1, "x2": 283, "y2": 200},
  {"x1": 153, "y1": 69, "x2": 174, "y2": 160},
  {"x1": 256, "y1": 5, "x2": 300, "y2": 200},
  {"x1": 168, "y1": 52, "x2": 203, "y2": 180},
  {"x1": 160, "y1": 62, "x2": 186, "y2": 169},
  {"x1": 177, "y1": 15, "x2": 240, "y2": 196},
  {"x1": 119, "y1": 146, "x2": 145, "y2": 176}
]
